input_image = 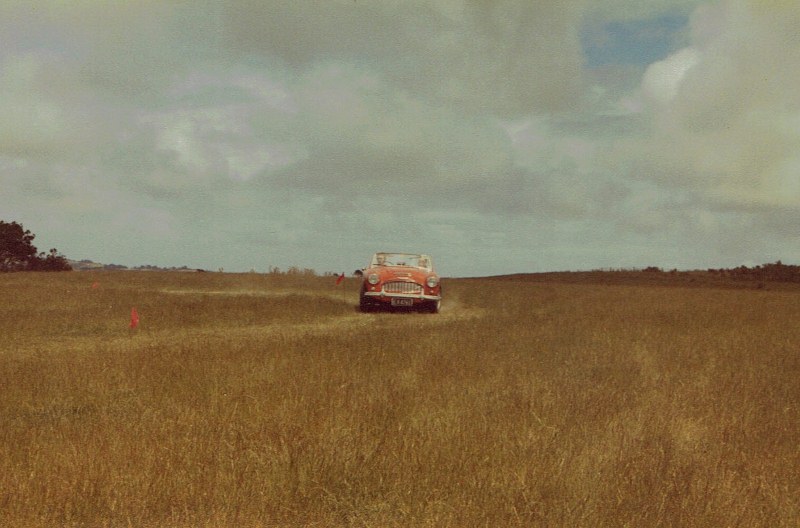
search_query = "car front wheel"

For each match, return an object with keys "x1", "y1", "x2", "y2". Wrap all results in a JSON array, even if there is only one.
[
  {"x1": 359, "y1": 292, "x2": 375, "y2": 313},
  {"x1": 421, "y1": 300, "x2": 440, "y2": 314}
]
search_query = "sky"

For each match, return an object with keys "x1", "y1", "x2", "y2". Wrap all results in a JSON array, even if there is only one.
[{"x1": 1, "y1": 0, "x2": 799, "y2": 277}]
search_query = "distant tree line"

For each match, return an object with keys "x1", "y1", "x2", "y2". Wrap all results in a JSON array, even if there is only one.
[
  {"x1": 707, "y1": 261, "x2": 800, "y2": 283},
  {"x1": 0, "y1": 221, "x2": 71, "y2": 272},
  {"x1": 133, "y1": 264, "x2": 193, "y2": 271},
  {"x1": 639, "y1": 261, "x2": 800, "y2": 283},
  {"x1": 268, "y1": 266, "x2": 319, "y2": 277},
  {"x1": 266, "y1": 267, "x2": 346, "y2": 277}
]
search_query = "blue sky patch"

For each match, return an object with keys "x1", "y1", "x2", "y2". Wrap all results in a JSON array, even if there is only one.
[{"x1": 582, "y1": 14, "x2": 689, "y2": 68}]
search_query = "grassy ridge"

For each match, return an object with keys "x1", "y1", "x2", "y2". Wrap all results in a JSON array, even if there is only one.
[{"x1": 1, "y1": 271, "x2": 799, "y2": 526}]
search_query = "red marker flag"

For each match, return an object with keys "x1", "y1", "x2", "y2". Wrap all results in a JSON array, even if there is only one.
[
  {"x1": 130, "y1": 307, "x2": 140, "y2": 329},
  {"x1": 335, "y1": 272, "x2": 345, "y2": 285}
]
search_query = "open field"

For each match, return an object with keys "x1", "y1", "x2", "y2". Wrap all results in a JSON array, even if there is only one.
[{"x1": 1, "y1": 270, "x2": 799, "y2": 527}]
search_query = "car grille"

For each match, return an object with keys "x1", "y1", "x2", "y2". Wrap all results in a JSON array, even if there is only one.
[{"x1": 384, "y1": 281, "x2": 423, "y2": 294}]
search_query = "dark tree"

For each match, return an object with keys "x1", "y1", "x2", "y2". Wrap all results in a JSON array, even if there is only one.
[
  {"x1": 0, "y1": 221, "x2": 37, "y2": 271},
  {"x1": 30, "y1": 248, "x2": 72, "y2": 272},
  {"x1": 0, "y1": 221, "x2": 71, "y2": 272}
]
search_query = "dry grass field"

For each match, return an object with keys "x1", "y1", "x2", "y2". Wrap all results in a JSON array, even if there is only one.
[{"x1": 1, "y1": 270, "x2": 799, "y2": 527}]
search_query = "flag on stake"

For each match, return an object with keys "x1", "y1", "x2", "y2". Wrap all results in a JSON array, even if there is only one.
[
  {"x1": 335, "y1": 272, "x2": 345, "y2": 285},
  {"x1": 91, "y1": 282, "x2": 99, "y2": 289},
  {"x1": 130, "y1": 307, "x2": 140, "y2": 329}
]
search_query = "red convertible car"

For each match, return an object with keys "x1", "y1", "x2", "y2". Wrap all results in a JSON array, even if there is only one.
[{"x1": 359, "y1": 252, "x2": 441, "y2": 313}]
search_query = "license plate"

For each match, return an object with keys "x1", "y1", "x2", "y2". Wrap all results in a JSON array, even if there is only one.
[{"x1": 391, "y1": 298, "x2": 414, "y2": 307}]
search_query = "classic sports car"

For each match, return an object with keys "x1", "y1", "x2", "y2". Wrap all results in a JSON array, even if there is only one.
[{"x1": 359, "y1": 252, "x2": 441, "y2": 313}]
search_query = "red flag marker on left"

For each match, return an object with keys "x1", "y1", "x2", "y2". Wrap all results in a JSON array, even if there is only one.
[
  {"x1": 130, "y1": 307, "x2": 140, "y2": 329},
  {"x1": 335, "y1": 272, "x2": 345, "y2": 285}
]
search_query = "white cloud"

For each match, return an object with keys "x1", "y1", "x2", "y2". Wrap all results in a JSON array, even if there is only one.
[
  {"x1": 225, "y1": 1, "x2": 587, "y2": 116},
  {"x1": 622, "y1": 0, "x2": 800, "y2": 215},
  {"x1": 641, "y1": 46, "x2": 700, "y2": 104},
  {"x1": 587, "y1": 0, "x2": 702, "y2": 21}
]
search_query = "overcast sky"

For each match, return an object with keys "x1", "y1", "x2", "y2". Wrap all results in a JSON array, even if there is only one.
[{"x1": 2, "y1": 1, "x2": 798, "y2": 277}]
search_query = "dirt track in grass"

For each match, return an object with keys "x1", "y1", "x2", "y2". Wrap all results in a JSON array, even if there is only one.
[{"x1": 158, "y1": 287, "x2": 485, "y2": 341}]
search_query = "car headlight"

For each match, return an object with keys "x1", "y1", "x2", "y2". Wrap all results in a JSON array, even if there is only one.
[
  {"x1": 426, "y1": 275, "x2": 439, "y2": 288},
  {"x1": 368, "y1": 273, "x2": 380, "y2": 285}
]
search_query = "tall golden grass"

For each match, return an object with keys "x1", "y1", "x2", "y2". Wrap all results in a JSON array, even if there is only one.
[{"x1": 1, "y1": 271, "x2": 799, "y2": 527}]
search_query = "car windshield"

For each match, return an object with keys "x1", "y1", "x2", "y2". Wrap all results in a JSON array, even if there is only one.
[{"x1": 371, "y1": 253, "x2": 432, "y2": 270}]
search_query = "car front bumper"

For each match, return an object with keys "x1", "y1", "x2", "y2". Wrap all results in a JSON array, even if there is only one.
[{"x1": 363, "y1": 291, "x2": 441, "y2": 302}]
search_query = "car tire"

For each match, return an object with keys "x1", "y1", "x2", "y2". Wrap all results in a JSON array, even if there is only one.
[
  {"x1": 359, "y1": 292, "x2": 373, "y2": 313},
  {"x1": 422, "y1": 300, "x2": 440, "y2": 314}
]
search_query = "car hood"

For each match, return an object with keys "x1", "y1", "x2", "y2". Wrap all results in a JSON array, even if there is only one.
[{"x1": 366, "y1": 266, "x2": 433, "y2": 282}]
